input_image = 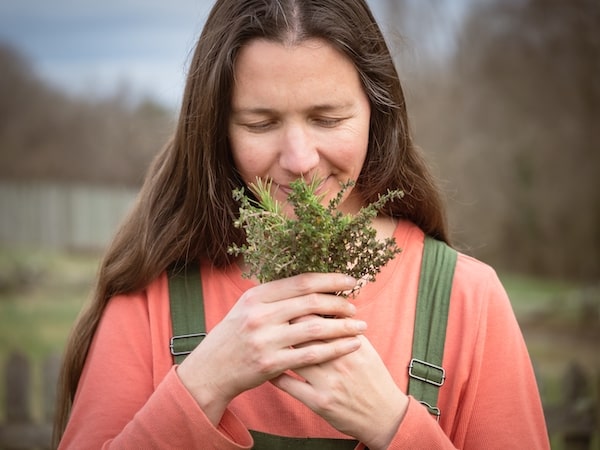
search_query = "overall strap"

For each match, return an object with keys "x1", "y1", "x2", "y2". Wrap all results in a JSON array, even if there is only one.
[
  {"x1": 168, "y1": 264, "x2": 206, "y2": 365},
  {"x1": 250, "y1": 431, "x2": 358, "y2": 449},
  {"x1": 407, "y1": 236, "x2": 457, "y2": 420}
]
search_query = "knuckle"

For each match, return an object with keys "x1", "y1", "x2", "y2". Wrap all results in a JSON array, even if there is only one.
[
  {"x1": 241, "y1": 312, "x2": 262, "y2": 332},
  {"x1": 239, "y1": 289, "x2": 260, "y2": 306},
  {"x1": 292, "y1": 272, "x2": 318, "y2": 292},
  {"x1": 255, "y1": 355, "x2": 277, "y2": 375},
  {"x1": 236, "y1": 302, "x2": 268, "y2": 332},
  {"x1": 303, "y1": 293, "x2": 321, "y2": 310},
  {"x1": 304, "y1": 320, "x2": 324, "y2": 336},
  {"x1": 299, "y1": 348, "x2": 319, "y2": 366},
  {"x1": 314, "y1": 392, "x2": 335, "y2": 414}
]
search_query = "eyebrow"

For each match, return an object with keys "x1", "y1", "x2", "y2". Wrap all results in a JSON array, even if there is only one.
[{"x1": 231, "y1": 102, "x2": 354, "y2": 116}]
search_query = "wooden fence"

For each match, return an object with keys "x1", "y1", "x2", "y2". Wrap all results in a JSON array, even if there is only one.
[
  {"x1": 0, "y1": 352, "x2": 598, "y2": 449},
  {"x1": 544, "y1": 362, "x2": 600, "y2": 450},
  {"x1": 0, "y1": 353, "x2": 59, "y2": 450},
  {"x1": 0, "y1": 182, "x2": 137, "y2": 251}
]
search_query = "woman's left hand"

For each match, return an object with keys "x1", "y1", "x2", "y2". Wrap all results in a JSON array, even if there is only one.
[{"x1": 270, "y1": 330, "x2": 409, "y2": 450}]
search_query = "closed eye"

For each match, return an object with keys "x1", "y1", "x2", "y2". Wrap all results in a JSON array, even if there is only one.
[
  {"x1": 244, "y1": 120, "x2": 278, "y2": 132},
  {"x1": 312, "y1": 117, "x2": 346, "y2": 128}
]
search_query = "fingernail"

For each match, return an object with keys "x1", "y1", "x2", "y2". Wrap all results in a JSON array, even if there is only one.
[
  {"x1": 343, "y1": 338, "x2": 361, "y2": 352},
  {"x1": 355, "y1": 320, "x2": 367, "y2": 332},
  {"x1": 345, "y1": 276, "x2": 357, "y2": 287}
]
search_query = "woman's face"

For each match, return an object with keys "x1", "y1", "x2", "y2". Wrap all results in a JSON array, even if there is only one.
[{"x1": 228, "y1": 38, "x2": 371, "y2": 216}]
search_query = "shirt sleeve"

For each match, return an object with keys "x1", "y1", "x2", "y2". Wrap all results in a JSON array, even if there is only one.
[
  {"x1": 384, "y1": 267, "x2": 550, "y2": 449},
  {"x1": 58, "y1": 292, "x2": 253, "y2": 449}
]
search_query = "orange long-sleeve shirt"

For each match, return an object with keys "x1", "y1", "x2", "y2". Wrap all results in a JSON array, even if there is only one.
[{"x1": 59, "y1": 221, "x2": 550, "y2": 449}]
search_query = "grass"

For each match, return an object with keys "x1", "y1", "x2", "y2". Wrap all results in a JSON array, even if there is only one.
[
  {"x1": 502, "y1": 271, "x2": 600, "y2": 381},
  {"x1": 500, "y1": 273, "x2": 576, "y2": 316},
  {"x1": 0, "y1": 248, "x2": 97, "y2": 360},
  {"x1": 501, "y1": 273, "x2": 600, "y2": 450},
  {"x1": 0, "y1": 248, "x2": 97, "y2": 423},
  {"x1": 501, "y1": 272, "x2": 600, "y2": 369}
]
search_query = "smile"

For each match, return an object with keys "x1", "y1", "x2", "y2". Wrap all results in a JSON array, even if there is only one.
[{"x1": 276, "y1": 176, "x2": 330, "y2": 198}]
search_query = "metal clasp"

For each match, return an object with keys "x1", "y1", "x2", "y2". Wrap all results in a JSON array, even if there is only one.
[
  {"x1": 169, "y1": 332, "x2": 206, "y2": 356},
  {"x1": 419, "y1": 401, "x2": 442, "y2": 422},
  {"x1": 408, "y1": 358, "x2": 446, "y2": 387}
]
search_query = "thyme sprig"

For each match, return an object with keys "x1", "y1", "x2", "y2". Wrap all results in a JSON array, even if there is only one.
[{"x1": 228, "y1": 177, "x2": 404, "y2": 291}]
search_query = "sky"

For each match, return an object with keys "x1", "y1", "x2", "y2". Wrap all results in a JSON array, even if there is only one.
[
  {"x1": 0, "y1": 0, "x2": 214, "y2": 109},
  {"x1": 0, "y1": 0, "x2": 470, "y2": 110}
]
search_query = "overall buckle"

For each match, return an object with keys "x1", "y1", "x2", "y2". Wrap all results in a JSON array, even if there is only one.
[
  {"x1": 169, "y1": 332, "x2": 206, "y2": 356},
  {"x1": 408, "y1": 358, "x2": 446, "y2": 387}
]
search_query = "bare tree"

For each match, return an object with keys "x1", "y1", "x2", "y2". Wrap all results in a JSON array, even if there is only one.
[
  {"x1": 0, "y1": 43, "x2": 174, "y2": 186},
  {"x1": 420, "y1": 0, "x2": 600, "y2": 279}
]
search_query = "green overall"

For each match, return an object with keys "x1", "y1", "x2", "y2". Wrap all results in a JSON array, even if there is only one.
[{"x1": 168, "y1": 236, "x2": 457, "y2": 449}]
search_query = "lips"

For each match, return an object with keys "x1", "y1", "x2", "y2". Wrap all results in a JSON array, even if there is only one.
[
  {"x1": 276, "y1": 184, "x2": 293, "y2": 197},
  {"x1": 277, "y1": 176, "x2": 329, "y2": 199}
]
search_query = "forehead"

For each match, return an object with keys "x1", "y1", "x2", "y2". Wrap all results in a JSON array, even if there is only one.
[{"x1": 232, "y1": 38, "x2": 364, "y2": 107}]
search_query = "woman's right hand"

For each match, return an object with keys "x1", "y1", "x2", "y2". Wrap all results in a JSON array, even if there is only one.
[{"x1": 176, "y1": 272, "x2": 365, "y2": 425}]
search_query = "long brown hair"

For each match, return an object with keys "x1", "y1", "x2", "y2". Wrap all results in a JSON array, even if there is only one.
[{"x1": 53, "y1": 0, "x2": 448, "y2": 443}]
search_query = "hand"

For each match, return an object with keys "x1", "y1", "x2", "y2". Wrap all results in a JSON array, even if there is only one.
[
  {"x1": 176, "y1": 272, "x2": 367, "y2": 425},
  {"x1": 271, "y1": 334, "x2": 408, "y2": 450}
]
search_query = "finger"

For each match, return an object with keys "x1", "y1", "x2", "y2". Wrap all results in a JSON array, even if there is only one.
[
  {"x1": 250, "y1": 272, "x2": 357, "y2": 304},
  {"x1": 286, "y1": 292, "x2": 358, "y2": 320},
  {"x1": 243, "y1": 291, "x2": 358, "y2": 325},
  {"x1": 283, "y1": 317, "x2": 367, "y2": 348},
  {"x1": 279, "y1": 336, "x2": 362, "y2": 370},
  {"x1": 270, "y1": 372, "x2": 315, "y2": 405}
]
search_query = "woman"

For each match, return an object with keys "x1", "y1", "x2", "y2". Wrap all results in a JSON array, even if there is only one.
[{"x1": 54, "y1": 0, "x2": 550, "y2": 448}]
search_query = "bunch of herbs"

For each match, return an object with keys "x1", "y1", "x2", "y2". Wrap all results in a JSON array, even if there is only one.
[{"x1": 228, "y1": 177, "x2": 403, "y2": 290}]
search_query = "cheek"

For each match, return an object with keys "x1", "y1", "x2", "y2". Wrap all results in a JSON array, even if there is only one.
[
  {"x1": 229, "y1": 131, "x2": 253, "y2": 173},
  {"x1": 330, "y1": 126, "x2": 369, "y2": 170},
  {"x1": 230, "y1": 139, "x2": 270, "y2": 183},
  {"x1": 353, "y1": 121, "x2": 370, "y2": 172},
  {"x1": 232, "y1": 152, "x2": 259, "y2": 181}
]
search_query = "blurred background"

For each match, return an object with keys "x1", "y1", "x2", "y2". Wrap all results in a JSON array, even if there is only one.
[{"x1": 0, "y1": 0, "x2": 598, "y2": 448}]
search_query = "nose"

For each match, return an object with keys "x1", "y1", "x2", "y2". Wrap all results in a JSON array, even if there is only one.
[{"x1": 278, "y1": 123, "x2": 319, "y2": 176}]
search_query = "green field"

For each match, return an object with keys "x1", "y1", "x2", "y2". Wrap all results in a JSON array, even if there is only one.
[
  {"x1": 0, "y1": 249, "x2": 97, "y2": 361},
  {"x1": 0, "y1": 249, "x2": 598, "y2": 447}
]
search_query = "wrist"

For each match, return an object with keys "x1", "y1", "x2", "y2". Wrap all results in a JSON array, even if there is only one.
[
  {"x1": 176, "y1": 363, "x2": 232, "y2": 426},
  {"x1": 364, "y1": 390, "x2": 408, "y2": 450}
]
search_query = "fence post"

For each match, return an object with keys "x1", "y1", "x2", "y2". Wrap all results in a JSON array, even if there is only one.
[
  {"x1": 0, "y1": 351, "x2": 54, "y2": 450},
  {"x1": 43, "y1": 354, "x2": 61, "y2": 424},
  {"x1": 5, "y1": 352, "x2": 31, "y2": 423},
  {"x1": 561, "y1": 362, "x2": 595, "y2": 450}
]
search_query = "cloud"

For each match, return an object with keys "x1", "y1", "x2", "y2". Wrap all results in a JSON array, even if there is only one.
[{"x1": 0, "y1": 0, "x2": 213, "y2": 107}]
